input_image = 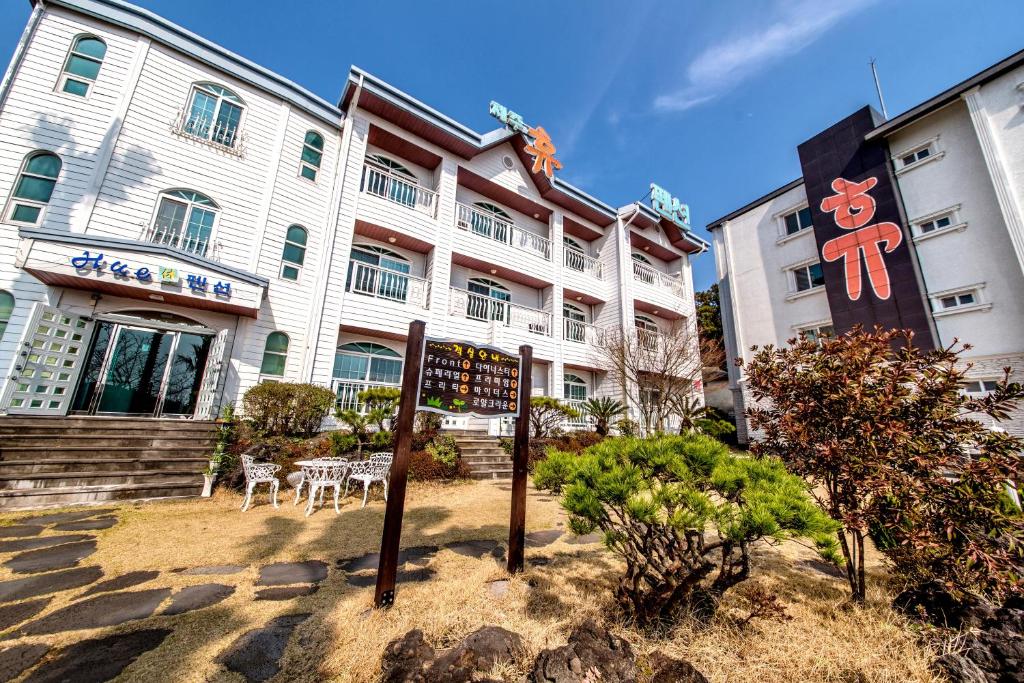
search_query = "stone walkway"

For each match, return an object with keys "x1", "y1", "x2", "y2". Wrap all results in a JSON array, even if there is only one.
[{"x1": 0, "y1": 506, "x2": 583, "y2": 682}]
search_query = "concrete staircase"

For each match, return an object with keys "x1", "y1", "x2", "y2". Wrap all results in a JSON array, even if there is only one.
[
  {"x1": 0, "y1": 416, "x2": 217, "y2": 510},
  {"x1": 447, "y1": 429, "x2": 512, "y2": 480}
]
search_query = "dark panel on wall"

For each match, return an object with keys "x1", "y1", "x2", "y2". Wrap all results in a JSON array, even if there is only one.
[{"x1": 797, "y1": 106, "x2": 935, "y2": 347}]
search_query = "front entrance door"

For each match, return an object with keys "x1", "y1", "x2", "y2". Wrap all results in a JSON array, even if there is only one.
[{"x1": 71, "y1": 320, "x2": 212, "y2": 417}]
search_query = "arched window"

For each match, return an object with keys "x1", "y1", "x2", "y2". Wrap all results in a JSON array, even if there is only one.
[
  {"x1": 0, "y1": 290, "x2": 13, "y2": 341},
  {"x1": 562, "y1": 302, "x2": 587, "y2": 343},
  {"x1": 366, "y1": 154, "x2": 416, "y2": 180},
  {"x1": 470, "y1": 201, "x2": 512, "y2": 241},
  {"x1": 59, "y1": 35, "x2": 106, "y2": 96},
  {"x1": 631, "y1": 252, "x2": 652, "y2": 265},
  {"x1": 333, "y1": 342, "x2": 403, "y2": 384},
  {"x1": 6, "y1": 151, "x2": 61, "y2": 225},
  {"x1": 348, "y1": 244, "x2": 412, "y2": 302},
  {"x1": 635, "y1": 314, "x2": 658, "y2": 333},
  {"x1": 635, "y1": 314, "x2": 658, "y2": 350},
  {"x1": 300, "y1": 131, "x2": 324, "y2": 181},
  {"x1": 260, "y1": 332, "x2": 289, "y2": 377},
  {"x1": 467, "y1": 277, "x2": 510, "y2": 322},
  {"x1": 564, "y1": 373, "x2": 588, "y2": 402},
  {"x1": 563, "y1": 236, "x2": 584, "y2": 253},
  {"x1": 183, "y1": 82, "x2": 245, "y2": 148},
  {"x1": 280, "y1": 225, "x2": 308, "y2": 281},
  {"x1": 148, "y1": 190, "x2": 218, "y2": 257}
]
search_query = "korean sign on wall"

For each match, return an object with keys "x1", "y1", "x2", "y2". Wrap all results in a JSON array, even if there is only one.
[
  {"x1": 796, "y1": 106, "x2": 935, "y2": 347},
  {"x1": 417, "y1": 338, "x2": 522, "y2": 417}
]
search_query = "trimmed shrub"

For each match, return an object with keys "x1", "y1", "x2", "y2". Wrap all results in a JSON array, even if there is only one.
[
  {"x1": 425, "y1": 434, "x2": 458, "y2": 467},
  {"x1": 242, "y1": 382, "x2": 335, "y2": 437}
]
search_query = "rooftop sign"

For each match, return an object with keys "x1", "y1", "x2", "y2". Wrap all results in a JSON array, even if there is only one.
[
  {"x1": 489, "y1": 101, "x2": 563, "y2": 179},
  {"x1": 650, "y1": 183, "x2": 691, "y2": 231}
]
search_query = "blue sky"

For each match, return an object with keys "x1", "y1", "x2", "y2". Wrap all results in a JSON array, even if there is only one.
[{"x1": 1, "y1": 0, "x2": 1021, "y2": 291}]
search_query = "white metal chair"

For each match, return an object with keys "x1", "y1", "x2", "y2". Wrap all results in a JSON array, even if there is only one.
[
  {"x1": 241, "y1": 453, "x2": 281, "y2": 512},
  {"x1": 344, "y1": 452, "x2": 393, "y2": 508},
  {"x1": 304, "y1": 460, "x2": 348, "y2": 517},
  {"x1": 293, "y1": 458, "x2": 348, "y2": 507}
]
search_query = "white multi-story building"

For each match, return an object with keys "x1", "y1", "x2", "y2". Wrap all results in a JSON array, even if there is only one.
[
  {"x1": 0, "y1": 0, "x2": 706, "y2": 434},
  {"x1": 710, "y1": 49, "x2": 1024, "y2": 443}
]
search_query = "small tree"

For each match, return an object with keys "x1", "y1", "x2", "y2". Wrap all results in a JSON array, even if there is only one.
[
  {"x1": 359, "y1": 387, "x2": 400, "y2": 431},
  {"x1": 743, "y1": 326, "x2": 1024, "y2": 603},
  {"x1": 582, "y1": 396, "x2": 626, "y2": 436},
  {"x1": 534, "y1": 434, "x2": 839, "y2": 627},
  {"x1": 529, "y1": 396, "x2": 579, "y2": 438},
  {"x1": 597, "y1": 319, "x2": 719, "y2": 434},
  {"x1": 669, "y1": 395, "x2": 707, "y2": 434}
]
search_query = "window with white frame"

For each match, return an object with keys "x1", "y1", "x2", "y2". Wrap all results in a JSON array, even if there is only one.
[
  {"x1": 918, "y1": 214, "x2": 953, "y2": 234},
  {"x1": 260, "y1": 331, "x2": 289, "y2": 377},
  {"x1": 148, "y1": 190, "x2": 218, "y2": 257},
  {"x1": 782, "y1": 206, "x2": 813, "y2": 236},
  {"x1": 563, "y1": 373, "x2": 588, "y2": 402},
  {"x1": 0, "y1": 290, "x2": 13, "y2": 341},
  {"x1": 933, "y1": 288, "x2": 979, "y2": 312},
  {"x1": 333, "y1": 342, "x2": 403, "y2": 384},
  {"x1": 5, "y1": 151, "x2": 61, "y2": 225},
  {"x1": 182, "y1": 82, "x2": 244, "y2": 148},
  {"x1": 791, "y1": 262, "x2": 825, "y2": 292},
  {"x1": 961, "y1": 379, "x2": 1000, "y2": 397},
  {"x1": 300, "y1": 131, "x2": 324, "y2": 181},
  {"x1": 798, "y1": 323, "x2": 835, "y2": 343},
  {"x1": 58, "y1": 35, "x2": 106, "y2": 97},
  {"x1": 897, "y1": 142, "x2": 935, "y2": 170},
  {"x1": 280, "y1": 225, "x2": 308, "y2": 281}
]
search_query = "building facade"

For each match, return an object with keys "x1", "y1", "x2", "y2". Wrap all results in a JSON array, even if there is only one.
[
  {"x1": 709, "y1": 50, "x2": 1024, "y2": 443},
  {"x1": 0, "y1": 0, "x2": 706, "y2": 434}
]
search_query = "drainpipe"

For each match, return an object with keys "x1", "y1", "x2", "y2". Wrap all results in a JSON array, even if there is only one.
[{"x1": 0, "y1": 1, "x2": 44, "y2": 115}]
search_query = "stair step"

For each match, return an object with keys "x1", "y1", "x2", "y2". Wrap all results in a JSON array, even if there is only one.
[
  {"x1": 0, "y1": 471, "x2": 204, "y2": 489},
  {"x1": 0, "y1": 435, "x2": 216, "y2": 448},
  {"x1": 0, "y1": 481, "x2": 204, "y2": 510},
  {"x1": 460, "y1": 455, "x2": 511, "y2": 465},
  {"x1": 0, "y1": 458, "x2": 209, "y2": 475},
  {"x1": 0, "y1": 446, "x2": 215, "y2": 461},
  {"x1": 469, "y1": 468, "x2": 514, "y2": 481}
]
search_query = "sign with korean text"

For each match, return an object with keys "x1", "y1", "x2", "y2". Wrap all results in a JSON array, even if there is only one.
[
  {"x1": 797, "y1": 106, "x2": 935, "y2": 347},
  {"x1": 69, "y1": 249, "x2": 233, "y2": 298},
  {"x1": 417, "y1": 338, "x2": 522, "y2": 417},
  {"x1": 489, "y1": 101, "x2": 563, "y2": 179},
  {"x1": 650, "y1": 183, "x2": 691, "y2": 231}
]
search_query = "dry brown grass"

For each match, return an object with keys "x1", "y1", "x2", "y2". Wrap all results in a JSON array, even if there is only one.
[{"x1": 0, "y1": 482, "x2": 940, "y2": 682}]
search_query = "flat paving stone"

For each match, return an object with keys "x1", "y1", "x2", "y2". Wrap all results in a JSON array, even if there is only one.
[
  {"x1": 336, "y1": 545, "x2": 437, "y2": 573},
  {"x1": 528, "y1": 555, "x2": 551, "y2": 567},
  {"x1": 345, "y1": 568, "x2": 435, "y2": 588},
  {"x1": 80, "y1": 570, "x2": 159, "y2": 597},
  {"x1": 445, "y1": 539, "x2": 500, "y2": 559},
  {"x1": 0, "y1": 525, "x2": 43, "y2": 539},
  {"x1": 163, "y1": 583, "x2": 235, "y2": 616},
  {"x1": 218, "y1": 613, "x2": 311, "y2": 683},
  {"x1": 487, "y1": 580, "x2": 509, "y2": 599},
  {"x1": 0, "y1": 644, "x2": 49, "y2": 682},
  {"x1": 21, "y1": 509, "x2": 114, "y2": 526},
  {"x1": 0, "y1": 534, "x2": 92, "y2": 554},
  {"x1": 15, "y1": 588, "x2": 171, "y2": 636},
  {"x1": 565, "y1": 532, "x2": 603, "y2": 545},
  {"x1": 3, "y1": 540, "x2": 97, "y2": 574},
  {"x1": 256, "y1": 561, "x2": 328, "y2": 586},
  {"x1": 254, "y1": 585, "x2": 318, "y2": 601},
  {"x1": 0, "y1": 597, "x2": 51, "y2": 631},
  {"x1": 22, "y1": 629, "x2": 170, "y2": 683},
  {"x1": 52, "y1": 516, "x2": 117, "y2": 531},
  {"x1": 174, "y1": 564, "x2": 245, "y2": 576},
  {"x1": 0, "y1": 566, "x2": 103, "y2": 603},
  {"x1": 525, "y1": 529, "x2": 563, "y2": 547}
]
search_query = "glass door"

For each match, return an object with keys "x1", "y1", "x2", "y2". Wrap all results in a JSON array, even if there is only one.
[
  {"x1": 160, "y1": 332, "x2": 212, "y2": 416},
  {"x1": 95, "y1": 326, "x2": 174, "y2": 415}
]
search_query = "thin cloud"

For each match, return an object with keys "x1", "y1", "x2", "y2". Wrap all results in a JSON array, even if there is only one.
[{"x1": 654, "y1": 0, "x2": 876, "y2": 112}]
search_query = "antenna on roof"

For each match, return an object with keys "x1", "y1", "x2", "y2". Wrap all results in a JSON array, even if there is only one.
[{"x1": 869, "y1": 58, "x2": 889, "y2": 120}]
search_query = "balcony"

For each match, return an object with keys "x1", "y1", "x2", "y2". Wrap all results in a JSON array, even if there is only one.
[
  {"x1": 632, "y1": 260, "x2": 684, "y2": 296},
  {"x1": 562, "y1": 318, "x2": 600, "y2": 345},
  {"x1": 449, "y1": 287, "x2": 552, "y2": 335},
  {"x1": 170, "y1": 109, "x2": 246, "y2": 156},
  {"x1": 333, "y1": 379, "x2": 400, "y2": 413},
  {"x1": 455, "y1": 203, "x2": 551, "y2": 261},
  {"x1": 345, "y1": 261, "x2": 430, "y2": 308},
  {"x1": 362, "y1": 162, "x2": 437, "y2": 217},
  {"x1": 563, "y1": 398, "x2": 596, "y2": 429},
  {"x1": 564, "y1": 250, "x2": 603, "y2": 279},
  {"x1": 142, "y1": 223, "x2": 210, "y2": 258}
]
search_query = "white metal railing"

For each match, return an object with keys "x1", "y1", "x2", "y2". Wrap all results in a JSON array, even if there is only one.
[
  {"x1": 362, "y1": 163, "x2": 437, "y2": 216},
  {"x1": 346, "y1": 261, "x2": 430, "y2": 308},
  {"x1": 143, "y1": 223, "x2": 211, "y2": 257},
  {"x1": 455, "y1": 202, "x2": 552, "y2": 260},
  {"x1": 632, "y1": 260, "x2": 684, "y2": 296},
  {"x1": 170, "y1": 109, "x2": 245, "y2": 156},
  {"x1": 637, "y1": 328, "x2": 660, "y2": 351},
  {"x1": 448, "y1": 287, "x2": 552, "y2": 335},
  {"x1": 564, "y1": 249, "x2": 603, "y2": 279},
  {"x1": 332, "y1": 379, "x2": 400, "y2": 413},
  {"x1": 563, "y1": 318, "x2": 599, "y2": 345},
  {"x1": 563, "y1": 398, "x2": 595, "y2": 429}
]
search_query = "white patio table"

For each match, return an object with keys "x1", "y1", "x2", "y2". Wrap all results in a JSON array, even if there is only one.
[{"x1": 292, "y1": 458, "x2": 349, "y2": 512}]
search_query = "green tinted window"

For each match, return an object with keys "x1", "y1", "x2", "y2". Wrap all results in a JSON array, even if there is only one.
[
  {"x1": 11, "y1": 205, "x2": 41, "y2": 223},
  {"x1": 285, "y1": 225, "x2": 307, "y2": 245},
  {"x1": 62, "y1": 79, "x2": 90, "y2": 96},
  {"x1": 264, "y1": 332, "x2": 289, "y2": 353},
  {"x1": 281, "y1": 265, "x2": 299, "y2": 281},
  {"x1": 74, "y1": 37, "x2": 106, "y2": 59},
  {"x1": 300, "y1": 165, "x2": 317, "y2": 181},
  {"x1": 66, "y1": 55, "x2": 101, "y2": 80},
  {"x1": 282, "y1": 243, "x2": 305, "y2": 265},
  {"x1": 260, "y1": 332, "x2": 289, "y2": 376},
  {"x1": 25, "y1": 154, "x2": 61, "y2": 178},
  {"x1": 14, "y1": 175, "x2": 56, "y2": 202}
]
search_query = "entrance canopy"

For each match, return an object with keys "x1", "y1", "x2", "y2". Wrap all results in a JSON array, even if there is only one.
[{"x1": 17, "y1": 228, "x2": 268, "y2": 318}]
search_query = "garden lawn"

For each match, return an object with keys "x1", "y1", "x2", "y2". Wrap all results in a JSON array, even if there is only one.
[{"x1": 0, "y1": 481, "x2": 939, "y2": 682}]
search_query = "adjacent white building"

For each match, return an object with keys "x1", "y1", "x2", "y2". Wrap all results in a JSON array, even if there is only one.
[
  {"x1": 710, "y1": 49, "x2": 1024, "y2": 442},
  {"x1": 0, "y1": 0, "x2": 706, "y2": 433}
]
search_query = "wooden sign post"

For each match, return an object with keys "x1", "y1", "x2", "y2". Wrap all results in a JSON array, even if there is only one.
[
  {"x1": 373, "y1": 320, "x2": 426, "y2": 608},
  {"x1": 507, "y1": 344, "x2": 532, "y2": 574},
  {"x1": 374, "y1": 321, "x2": 532, "y2": 607}
]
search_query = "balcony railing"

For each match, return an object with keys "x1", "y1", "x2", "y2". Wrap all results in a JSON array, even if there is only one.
[
  {"x1": 563, "y1": 398, "x2": 595, "y2": 429},
  {"x1": 632, "y1": 260, "x2": 684, "y2": 296},
  {"x1": 170, "y1": 109, "x2": 246, "y2": 156},
  {"x1": 142, "y1": 223, "x2": 211, "y2": 258},
  {"x1": 362, "y1": 162, "x2": 437, "y2": 216},
  {"x1": 563, "y1": 318, "x2": 599, "y2": 345},
  {"x1": 333, "y1": 379, "x2": 400, "y2": 413},
  {"x1": 564, "y1": 249, "x2": 603, "y2": 279},
  {"x1": 346, "y1": 261, "x2": 430, "y2": 308},
  {"x1": 449, "y1": 287, "x2": 552, "y2": 335},
  {"x1": 455, "y1": 202, "x2": 552, "y2": 260}
]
